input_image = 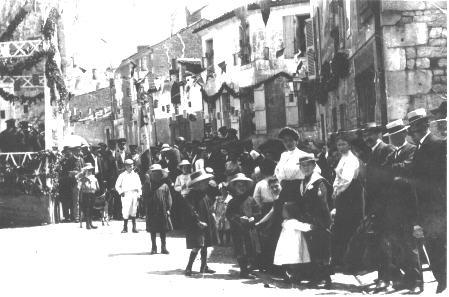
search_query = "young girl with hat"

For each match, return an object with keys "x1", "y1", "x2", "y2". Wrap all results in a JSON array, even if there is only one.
[
  {"x1": 143, "y1": 164, "x2": 172, "y2": 254},
  {"x1": 79, "y1": 163, "x2": 100, "y2": 230},
  {"x1": 225, "y1": 173, "x2": 262, "y2": 278},
  {"x1": 183, "y1": 170, "x2": 218, "y2": 276},
  {"x1": 174, "y1": 160, "x2": 191, "y2": 198}
]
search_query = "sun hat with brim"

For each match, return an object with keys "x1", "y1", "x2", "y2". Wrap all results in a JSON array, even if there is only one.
[
  {"x1": 407, "y1": 108, "x2": 429, "y2": 125},
  {"x1": 117, "y1": 138, "x2": 127, "y2": 144},
  {"x1": 124, "y1": 159, "x2": 134, "y2": 165},
  {"x1": 362, "y1": 122, "x2": 383, "y2": 134},
  {"x1": 179, "y1": 160, "x2": 191, "y2": 167},
  {"x1": 161, "y1": 143, "x2": 171, "y2": 152},
  {"x1": 383, "y1": 119, "x2": 409, "y2": 137},
  {"x1": 188, "y1": 170, "x2": 214, "y2": 187},
  {"x1": 82, "y1": 163, "x2": 94, "y2": 171},
  {"x1": 297, "y1": 154, "x2": 317, "y2": 165},
  {"x1": 228, "y1": 173, "x2": 254, "y2": 188},
  {"x1": 149, "y1": 164, "x2": 163, "y2": 171}
]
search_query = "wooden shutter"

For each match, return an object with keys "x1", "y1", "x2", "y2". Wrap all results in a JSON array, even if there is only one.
[
  {"x1": 283, "y1": 16, "x2": 296, "y2": 59},
  {"x1": 305, "y1": 18, "x2": 316, "y2": 79}
]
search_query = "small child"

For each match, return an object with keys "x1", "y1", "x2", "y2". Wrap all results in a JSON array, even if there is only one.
[
  {"x1": 174, "y1": 160, "x2": 191, "y2": 197},
  {"x1": 79, "y1": 163, "x2": 100, "y2": 230},
  {"x1": 273, "y1": 202, "x2": 312, "y2": 282},
  {"x1": 212, "y1": 183, "x2": 231, "y2": 246}
]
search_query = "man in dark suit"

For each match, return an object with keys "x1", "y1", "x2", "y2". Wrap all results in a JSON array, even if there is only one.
[
  {"x1": 362, "y1": 122, "x2": 396, "y2": 215},
  {"x1": 361, "y1": 122, "x2": 396, "y2": 290},
  {"x1": 116, "y1": 138, "x2": 131, "y2": 174},
  {"x1": 0, "y1": 119, "x2": 19, "y2": 152},
  {"x1": 407, "y1": 108, "x2": 447, "y2": 294},
  {"x1": 379, "y1": 119, "x2": 421, "y2": 293},
  {"x1": 103, "y1": 139, "x2": 119, "y2": 219},
  {"x1": 204, "y1": 140, "x2": 226, "y2": 182}
]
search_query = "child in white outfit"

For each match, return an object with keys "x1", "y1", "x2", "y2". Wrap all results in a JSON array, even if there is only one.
[{"x1": 274, "y1": 202, "x2": 311, "y2": 282}]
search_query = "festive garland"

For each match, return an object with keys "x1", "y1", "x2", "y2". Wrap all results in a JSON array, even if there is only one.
[
  {"x1": 0, "y1": 50, "x2": 46, "y2": 76},
  {"x1": 0, "y1": 4, "x2": 32, "y2": 42},
  {"x1": 0, "y1": 88, "x2": 44, "y2": 104},
  {"x1": 42, "y1": 8, "x2": 58, "y2": 40}
]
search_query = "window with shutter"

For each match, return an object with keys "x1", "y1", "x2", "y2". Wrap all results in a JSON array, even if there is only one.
[{"x1": 305, "y1": 18, "x2": 316, "y2": 79}]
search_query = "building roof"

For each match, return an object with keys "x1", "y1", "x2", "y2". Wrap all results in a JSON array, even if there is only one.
[
  {"x1": 117, "y1": 18, "x2": 209, "y2": 70},
  {"x1": 192, "y1": 0, "x2": 307, "y2": 33}
]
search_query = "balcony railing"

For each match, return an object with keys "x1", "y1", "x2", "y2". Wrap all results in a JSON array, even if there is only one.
[
  {"x1": 0, "y1": 40, "x2": 43, "y2": 59},
  {"x1": 0, "y1": 75, "x2": 44, "y2": 88}
]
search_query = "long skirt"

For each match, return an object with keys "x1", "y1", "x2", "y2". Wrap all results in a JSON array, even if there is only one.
[{"x1": 331, "y1": 179, "x2": 363, "y2": 267}]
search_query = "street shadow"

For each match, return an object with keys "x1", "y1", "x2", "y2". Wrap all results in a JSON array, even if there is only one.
[
  {"x1": 108, "y1": 252, "x2": 151, "y2": 257},
  {"x1": 147, "y1": 269, "x2": 186, "y2": 276},
  {"x1": 208, "y1": 246, "x2": 237, "y2": 265}
]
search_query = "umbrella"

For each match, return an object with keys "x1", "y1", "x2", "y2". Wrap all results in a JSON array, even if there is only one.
[{"x1": 62, "y1": 134, "x2": 89, "y2": 148}]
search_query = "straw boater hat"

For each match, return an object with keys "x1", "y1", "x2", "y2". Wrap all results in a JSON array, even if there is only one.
[
  {"x1": 383, "y1": 119, "x2": 409, "y2": 137},
  {"x1": 407, "y1": 108, "x2": 429, "y2": 125},
  {"x1": 362, "y1": 122, "x2": 383, "y2": 134},
  {"x1": 82, "y1": 163, "x2": 94, "y2": 171},
  {"x1": 188, "y1": 170, "x2": 214, "y2": 187},
  {"x1": 297, "y1": 153, "x2": 317, "y2": 165},
  {"x1": 161, "y1": 143, "x2": 171, "y2": 152},
  {"x1": 228, "y1": 173, "x2": 254, "y2": 189},
  {"x1": 124, "y1": 159, "x2": 134, "y2": 165},
  {"x1": 149, "y1": 163, "x2": 168, "y2": 177},
  {"x1": 179, "y1": 159, "x2": 191, "y2": 167}
]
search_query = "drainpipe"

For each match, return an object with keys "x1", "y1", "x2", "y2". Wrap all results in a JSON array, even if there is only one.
[{"x1": 374, "y1": 1, "x2": 388, "y2": 125}]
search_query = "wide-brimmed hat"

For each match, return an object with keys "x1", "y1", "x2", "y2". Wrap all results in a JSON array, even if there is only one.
[
  {"x1": 430, "y1": 101, "x2": 447, "y2": 118},
  {"x1": 228, "y1": 173, "x2": 254, "y2": 188},
  {"x1": 149, "y1": 164, "x2": 164, "y2": 171},
  {"x1": 297, "y1": 153, "x2": 317, "y2": 164},
  {"x1": 82, "y1": 163, "x2": 94, "y2": 171},
  {"x1": 362, "y1": 122, "x2": 383, "y2": 134},
  {"x1": 117, "y1": 138, "x2": 127, "y2": 144},
  {"x1": 188, "y1": 170, "x2": 214, "y2": 187},
  {"x1": 124, "y1": 159, "x2": 134, "y2": 165},
  {"x1": 383, "y1": 119, "x2": 409, "y2": 137},
  {"x1": 407, "y1": 108, "x2": 429, "y2": 125},
  {"x1": 278, "y1": 127, "x2": 299, "y2": 140},
  {"x1": 160, "y1": 143, "x2": 171, "y2": 152},
  {"x1": 179, "y1": 159, "x2": 191, "y2": 167},
  {"x1": 98, "y1": 142, "x2": 107, "y2": 148}
]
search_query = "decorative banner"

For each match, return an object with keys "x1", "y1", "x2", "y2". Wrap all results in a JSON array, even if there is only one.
[
  {"x1": 0, "y1": 88, "x2": 44, "y2": 104},
  {"x1": 260, "y1": 0, "x2": 271, "y2": 26}
]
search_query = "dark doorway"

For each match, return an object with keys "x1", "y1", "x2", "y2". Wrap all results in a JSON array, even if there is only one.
[{"x1": 355, "y1": 67, "x2": 376, "y2": 125}]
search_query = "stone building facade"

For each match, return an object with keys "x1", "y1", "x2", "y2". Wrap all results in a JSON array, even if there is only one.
[
  {"x1": 309, "y1": 0, "x2": 447, "y2": 140},
  {"x1": 69, "y1": 87, "x2": 113, "y2": 145},
  {"x1": 194, "y1": 0, "x2": 315, "y2": 146},
  {"x1": 114, "y1": 17, "x2": 208, "y2": 146}
]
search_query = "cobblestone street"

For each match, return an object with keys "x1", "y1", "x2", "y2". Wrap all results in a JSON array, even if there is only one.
[{"x1": 0, "y1": 220, "x2": 438, "y2": 297}]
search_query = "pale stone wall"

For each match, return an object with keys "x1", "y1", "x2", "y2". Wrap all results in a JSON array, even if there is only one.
[{"x1": 382, "y1": 1, "x2": 447, "y2": 121}]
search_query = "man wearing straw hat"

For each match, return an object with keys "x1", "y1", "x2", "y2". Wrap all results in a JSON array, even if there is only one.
[
  {"x1": 406, "y1": 108, "x2": 447, "y2": 294},
  {"x1": 379, "y1": 119, "x2": 421, "y2": 293},
  {"x1": 115, "y1": 159, "x2": 142, "y2": 233}
]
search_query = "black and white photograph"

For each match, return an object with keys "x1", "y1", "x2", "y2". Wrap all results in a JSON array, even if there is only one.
[{"x1": 0, "y1": 0, "x2": 447, "y2": 296}]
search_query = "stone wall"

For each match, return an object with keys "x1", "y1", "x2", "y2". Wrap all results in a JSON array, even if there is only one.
[{"x1": 382, "y1": 1, "x2": 447, "y2": 121}]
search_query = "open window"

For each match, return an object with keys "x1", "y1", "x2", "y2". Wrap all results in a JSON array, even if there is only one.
[{"x1": 283, "y1": 14, "x2": 308, "y2": 59}]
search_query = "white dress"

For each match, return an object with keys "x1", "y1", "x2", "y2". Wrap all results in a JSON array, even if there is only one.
[{"x1": 273, "y1": 219, "x2": 311, "y2": 265}]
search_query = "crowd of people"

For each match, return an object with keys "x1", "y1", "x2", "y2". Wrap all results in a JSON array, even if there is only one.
[
  {"x1": 55, "y1": 106, "x2": 446, "y2": 294},
  {"x1": 0, "y1": 119, "x2": 44, "y2": 152}
]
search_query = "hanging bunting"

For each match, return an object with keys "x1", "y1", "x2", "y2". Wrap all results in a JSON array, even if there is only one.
[
  {"x1": 218, "y1": 61, "x2": 227, "y2": 73},
  {"x1": 0, "y1": 88, "x2": 44, "y2": 105},
  {"x1": 0, "y1": 50, "x2": 46, "y2": 76},
  {"x1": 260, "y1": 0, "x2": 271, "y2": 26}
]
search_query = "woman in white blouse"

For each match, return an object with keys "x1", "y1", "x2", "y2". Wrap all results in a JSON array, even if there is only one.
[{"x1": 330, "y1": 133, "x2": 363, "y2": 268}]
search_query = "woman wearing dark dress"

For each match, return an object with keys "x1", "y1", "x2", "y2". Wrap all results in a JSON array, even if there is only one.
[
  {"x1": 298, "y1": 155, "x2": 332, "y2": 288},
  {"x1": 330, "y1": 133, "x2": 363, "y2": 268},
  {"x1": 143, "y1": 164, "x2": 173, "y2": 254},
  {"x1": 183, "y1": 170, "x2": 219, "y2": 276}
]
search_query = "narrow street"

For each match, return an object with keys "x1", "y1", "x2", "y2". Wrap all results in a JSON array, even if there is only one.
[{"x1": 0, "y1": 220, "x2": 438, "y2": 296}]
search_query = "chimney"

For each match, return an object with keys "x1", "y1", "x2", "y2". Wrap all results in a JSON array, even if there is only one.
[{"x1": 137, "y1": 45, "x2": 149, "y2": 53}]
